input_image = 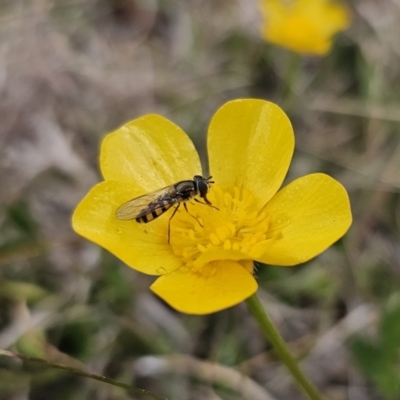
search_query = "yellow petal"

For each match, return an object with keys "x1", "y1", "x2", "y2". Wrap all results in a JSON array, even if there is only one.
[
  {"x1": 259, "y1": 0, "x2": 350, "y2": 55},
  {"x1": 318, "y1": 3, "x2": 350, "y2": 35},
  {"x1": 100, "y1": 114, "x2": 202, "y2": 191},
  {"x1": 208, "y1": 99, "x2": 294, "y2": 210},
  {"x1": 150, "y1": 260, "x2": 258, "y2": 314},
  {"x1": 254, "y1": 173, "x2": 352, "y2": 265},
  {"x1": 72, "y1": 181, "x2": 183, "y2": 275}
]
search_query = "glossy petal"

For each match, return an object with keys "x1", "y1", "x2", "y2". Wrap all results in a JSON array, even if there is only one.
[
  {"x1": 101, "y1": 114, "x2": 202, "y2": 191},
  {"x1": 72, "y1": 181, "x2": 183, "y2": 275},
  {"x1": 150, "y1": 261, "x2": 258, "y2": 314},
  {"x1": 253, "y1": 173, "x2": 352, "y2": 265},
  {"x1": 208, "y1": 99, "x2": 294, "y2": 210}
]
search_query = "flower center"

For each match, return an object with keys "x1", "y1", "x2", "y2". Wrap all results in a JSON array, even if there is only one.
[{"x1": 169, "y1": 185, "x2": 288, "y2": 276}]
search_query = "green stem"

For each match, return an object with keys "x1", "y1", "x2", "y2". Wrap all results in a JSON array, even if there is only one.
[
  {"x1": 280, "y1": 52, "x2": 302, "y2": 107},
  {"x1": 0, "y1": 349, "x2": 167, "y2": 400},
  {"x1": 245, "y1": 294, "x2": 324, "y2": 400}
]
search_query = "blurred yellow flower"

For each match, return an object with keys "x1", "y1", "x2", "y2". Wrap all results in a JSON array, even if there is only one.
[
  {"x1": 259, "y1": 0, "x2": 350, "y2": 55},
  {"x1": 72, "y1": 99, "x2": 352, "y2": 314}
]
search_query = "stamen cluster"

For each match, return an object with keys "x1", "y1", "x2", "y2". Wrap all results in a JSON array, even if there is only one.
[{"x1": 170, "y1": 186, "x2": 285, "y2": 275}]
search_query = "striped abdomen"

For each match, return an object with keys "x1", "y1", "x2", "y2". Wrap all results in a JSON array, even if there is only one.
[{"x1": 135, "y1": 197, "x2": 174, "y2": 223}]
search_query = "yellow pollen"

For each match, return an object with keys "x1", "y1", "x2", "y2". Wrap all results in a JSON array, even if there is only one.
[
  {"x1": 169, "y1": 185, "x2": 288, "y2": 276},
  {"x1": 210, "y1": 233, "x2": 220, "y2": 246},
  {"x1": 198, "y1": 243, "x2": 207, "y2": 252},
  {"x1": 223, "y1": 240, "x2": 231, "y2": 250}
]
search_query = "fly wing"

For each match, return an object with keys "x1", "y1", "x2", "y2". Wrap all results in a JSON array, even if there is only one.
[{"x1": 116, "y1": 186, "x2": 175, "y2": 220}]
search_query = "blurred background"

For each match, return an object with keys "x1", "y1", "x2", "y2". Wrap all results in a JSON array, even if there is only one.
[{"x1": 1, "y1": 0, "x2": 400, "y2": 399}]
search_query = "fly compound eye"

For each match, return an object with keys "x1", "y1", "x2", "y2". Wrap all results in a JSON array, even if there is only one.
[{"x1": 197, "y1": 179, "x2": 209, "y2": 197}]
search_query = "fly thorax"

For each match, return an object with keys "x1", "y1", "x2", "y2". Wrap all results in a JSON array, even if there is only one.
[{"x1": 175, "y1": 181, "x2": 196, "y2": 200}]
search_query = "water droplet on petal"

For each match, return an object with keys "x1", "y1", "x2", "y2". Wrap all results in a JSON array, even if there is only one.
[
  {"x1": 274, "y1": 213, "x2": 290, "y2": 229},
  {"x1": 156, "y1": 267, "x2": 167, "y2": 275}
]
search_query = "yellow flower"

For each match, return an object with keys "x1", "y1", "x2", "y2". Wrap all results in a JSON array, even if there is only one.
[
  {"x1": 72, "y1": 99, "x2": 352, "y2": 314},
  {"x1": 259, "y1": 0, "x2": 350, "y2": 55}
]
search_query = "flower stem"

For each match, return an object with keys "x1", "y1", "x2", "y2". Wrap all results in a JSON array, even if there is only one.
[
  {"x1": 245, "y1": 294, "x2": 324, "y2": 400},
  {"x1": 279, "y1": 52, "x2": 301, "y2": 107}
]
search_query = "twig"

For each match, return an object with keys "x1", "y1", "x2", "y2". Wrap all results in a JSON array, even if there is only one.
[{"x1": 0, "y1": 349, "x2": 168, "y2": 400}]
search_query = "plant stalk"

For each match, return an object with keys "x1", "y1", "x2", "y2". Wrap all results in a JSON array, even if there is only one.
[{"x1": 245, "y1": 293, "x2": 324, "y2": 400}]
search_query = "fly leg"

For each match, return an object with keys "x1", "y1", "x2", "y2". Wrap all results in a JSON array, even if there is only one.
[
  {"x1": 168, "y1": 203, "x2": 180, "y2": 244},
  {"x1": 194, "y1": 198, "x2": 219, "y2": 210},
  {"x1": 184, "y1": 202, "x2": 203, "y2": 227}
]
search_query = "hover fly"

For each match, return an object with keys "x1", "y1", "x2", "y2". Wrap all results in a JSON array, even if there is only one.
[{"x1": 116, "y1": 175, "x2": 216, "y2": 242}]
